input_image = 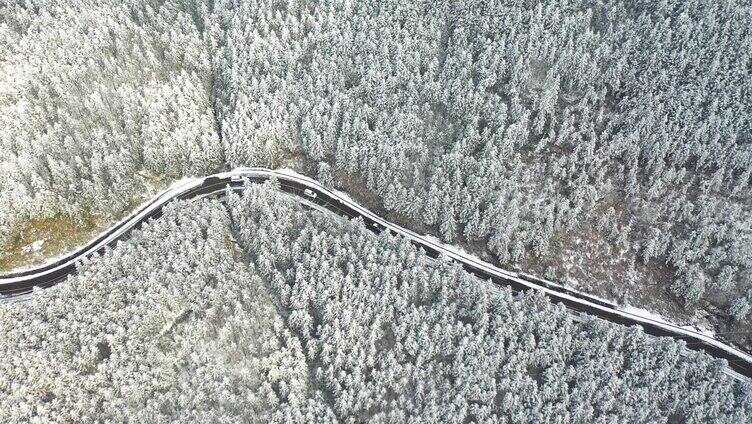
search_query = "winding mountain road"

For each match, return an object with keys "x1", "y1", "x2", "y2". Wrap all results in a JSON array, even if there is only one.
[{"x1": 1, "y1": 168, "x2": 751, "y2": 380}]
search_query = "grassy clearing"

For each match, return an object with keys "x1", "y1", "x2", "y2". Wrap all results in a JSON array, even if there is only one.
[{"x1": 0, "y1": 214, "x2": 104, "y2": 273}]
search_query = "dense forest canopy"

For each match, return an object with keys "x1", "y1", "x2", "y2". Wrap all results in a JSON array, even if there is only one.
[
  {"x1": 0, "y1": 0, "x2": 222, "y2": 230},
  {"x1": 208, "y1": 0, "x2": 752, "y2": 324},
  {"x1": 0, "y1": 183, "x2": 749, "y2": 422},
  {"x1": 1, "y1": 1, "x2": 751, "y2": 338}
]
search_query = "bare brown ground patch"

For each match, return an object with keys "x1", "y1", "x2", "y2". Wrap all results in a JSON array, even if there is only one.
[{"x1": 0, "y1": 214, "x2": 104, "y2": 273}]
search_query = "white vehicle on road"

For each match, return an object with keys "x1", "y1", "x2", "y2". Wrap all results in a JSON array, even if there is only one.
[{"x1": 304, "y1": 188, "x2": 317, "y2": 198}]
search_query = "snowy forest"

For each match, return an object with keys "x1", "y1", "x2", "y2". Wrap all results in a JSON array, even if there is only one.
[
  {"x1": 2, "y1": 0, "x2": 750, "y2": 342},
  {"x1": 0, "y1": 182, "x2": 750, "y2": 422}
]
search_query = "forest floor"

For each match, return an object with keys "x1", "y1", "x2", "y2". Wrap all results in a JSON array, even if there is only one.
[
  {"x1": 0, "y1": 214, "x2": 105, "y2": 273},
  {"x1": 522, "y1": 223, "x2": 752, "y2": 352}
]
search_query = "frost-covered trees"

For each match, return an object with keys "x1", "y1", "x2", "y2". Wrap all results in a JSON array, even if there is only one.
[
  {"x1": 1, "y1": 183, "x2": 751, "y2": 422},
  {"x1": 225, "y1": 182, "x2": 752, "y2": 422},
  {"x1": 2, "y1": 0, "x2": 751, "y2": 347},
  {"x1": 204, "y1": 0, "x2": 752, "y2": 333},
  {"x1": 0, "y1": 199, "x2": 334, "y2": 422},
  {"x1": 0, "y1": 0, "x2": 222, "y2": 248}
]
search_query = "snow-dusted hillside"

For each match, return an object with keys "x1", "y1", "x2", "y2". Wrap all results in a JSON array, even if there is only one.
[
  {"x1": 1, "y1": 183, "x2": 749, "y2": 422},
  {"x1": 2, "y1": 0, "x2": 751, "y2": 344}
]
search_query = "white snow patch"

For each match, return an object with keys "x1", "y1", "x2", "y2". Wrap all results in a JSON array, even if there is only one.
[
  {"x1": 331, "y1": 189, "x2": 356, "y2": 204},
  {"x1": 681, "y1": 324, "x2": 716, "y2": 338},
  {"x1": 21, "y1": 240, "x2": 45, "y2": 254},
  {"x1": 621, "y1": 305, "x2": 716, "y2": 338},
  {"x1": 419, "y1": 234, "x2": 476, "y2": 259},
  {"x1": 621, "y1": 305, "x2": 672, "y2": 324}
]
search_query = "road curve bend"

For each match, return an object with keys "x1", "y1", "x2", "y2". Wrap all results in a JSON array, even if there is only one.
[{"x1": 1, "y1": 168, "x2": 751, "y2": 380}]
